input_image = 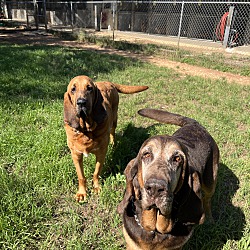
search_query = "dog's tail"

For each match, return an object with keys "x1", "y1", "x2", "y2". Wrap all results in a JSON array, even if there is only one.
[
  {"x1": 112, "y1": 83, "x2": 148, "y2": 94},
  {"x1": 138, "y1": 108, "x2": 197, "y2": 127}
]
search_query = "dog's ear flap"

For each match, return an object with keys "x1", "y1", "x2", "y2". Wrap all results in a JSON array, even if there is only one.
[
  {"x1": 178, "y1": 171, "x2": 204, "y2": 224},
  {"x1": 182, "y1": 172, "x2": 204, "y2": 224},
  {"x1": 117, "y1": 158, "x2": 138, "y2": 214},
  {"x1": 174, "y1": 151, "x2": 187, "y2": 194},
  {"x1": 189, "y1": 171, "x2": 205, "y2": 224},
  {"x1": 189, "y1": 172, "x2": 203, "y2": 201},
  {"x1": 64, "y1": 92, "x2": 79, "y2": 129},
  {"x1": 92, "y1": 88, "x2": 107, "y2": 124}
]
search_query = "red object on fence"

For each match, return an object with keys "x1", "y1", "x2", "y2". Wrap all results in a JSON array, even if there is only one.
[{"x1": 215, "y1": 12, "x2": 229, "y2": 41}]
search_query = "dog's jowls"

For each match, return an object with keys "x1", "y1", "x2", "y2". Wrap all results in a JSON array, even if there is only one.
[
  {"x1": 64, "y1": 75, "x2": 148, "y2": 202},
  {"x1": 118, "y1": 108, "x2": 219, "y2": 250}
]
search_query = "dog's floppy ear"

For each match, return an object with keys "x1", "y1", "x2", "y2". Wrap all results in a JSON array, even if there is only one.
[
  {"x1": 189, "y1": 172, "x2": 203, "y2": 201},
  {"x1": 92, "y1": 88, "x2": 107, "y2": 124},
  {"x1": 64, "y1": 92, "x2": 80, "y2": 129},
  {"x1": 117, "y1": 158, "x2": 138, "y2": 214},
  {"x1": 190, "y1": 171, "x2": 205, "y2": 224},
  {"x1": 178, "y1": 171, "x2": 204, "y2": 224},
  {"x1": 174, "y1": 150, "x2": 187, "y2": 194}
]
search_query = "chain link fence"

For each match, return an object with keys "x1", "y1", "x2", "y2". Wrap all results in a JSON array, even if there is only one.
[{"x1": 1, "y1": 1, "x2": 250, "y2": 48}]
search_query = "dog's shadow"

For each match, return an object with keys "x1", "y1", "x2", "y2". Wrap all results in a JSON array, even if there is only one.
[
  {"x1": 103, "y1": 122, "x2": 150, "y2": 176},
  {"x1": 184, "y1": 163, "x2": 246, "y2": 249}
]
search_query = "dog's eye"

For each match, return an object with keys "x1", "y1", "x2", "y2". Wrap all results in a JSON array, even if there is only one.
[
  {"x1": 173, "y1": 156, "x2": 180, "y2": 162},
  {"x1": 71, "y1": 86, "x2": 76, "y2": 94},
  {"x1": 87, "y1": 85, "x2": 93, "y2": 92},
  {"x1": 172, "y1": 154, "x2": 182, "y2": 164},
  {"x1": 142, "y1": 152, "x2": 151, "y2": 159}
]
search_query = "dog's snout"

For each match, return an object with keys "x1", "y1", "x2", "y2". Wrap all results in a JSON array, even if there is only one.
[
  {"x1": 144, "y1": 179, "x2": 167, "y2": 198},
  {"x1": 77, "y1": 98, "x2": 87, "y2": 106}
]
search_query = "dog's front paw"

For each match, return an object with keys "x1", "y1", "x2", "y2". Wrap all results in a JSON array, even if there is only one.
[
  {"x1": 75, "y1": 192, "x2": 87, "y2": 202},
  {"x1": 93, "y1": 185, "x2": 102, "y2": 194}
]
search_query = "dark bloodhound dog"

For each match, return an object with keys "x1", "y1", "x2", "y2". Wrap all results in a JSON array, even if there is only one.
[
  {"x1": 118, "y1": 108, "x2": 219, "y2": 250},
  {"x1": 64, "y1": 75, "x2": 148, "y2": 202}
]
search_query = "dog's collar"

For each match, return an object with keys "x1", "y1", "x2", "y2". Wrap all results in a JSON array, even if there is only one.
[{"x1": 134, "y1": 213, "x2": 145, "y2": 230}]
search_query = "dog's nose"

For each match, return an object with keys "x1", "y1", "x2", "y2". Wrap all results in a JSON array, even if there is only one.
[
  {"x1": 144, "y1": 179, "x2": 167, "y2": 198},
  {"x1": 77, "y1": 98, "x2": 87, "y2": 106}
]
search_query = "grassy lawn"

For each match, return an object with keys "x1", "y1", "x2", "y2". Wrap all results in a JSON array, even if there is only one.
[
  {"x1": 0, "y1": 42, "x2": 249, "y2": 250},
  {"x1": 74, "y1": 31, "x2": 250, "y2": 77}
]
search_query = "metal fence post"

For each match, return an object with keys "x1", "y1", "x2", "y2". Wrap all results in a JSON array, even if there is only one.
[
  {"x1": 95, "y1": 5, "x2": 100, "y2": 31},
  {"x1": 2, "y1": 0, "x2": 8, "y2": 19},
  {"x1": 177, "y1": 1, "x2": 184, "y2": 50},
  {"x1": 112, "y1": 1, "x2": 116, "y2": 40},
  {"x1": 70, "y1": 1, "x2": 73, "y2": 28},
  {"x1": 223, "y1": 5, "x2": 235, "y2": 48},
  {"x1": 43, "y1": 0, "x2": 47, "y2": 31},
  {"x1": 131, "y1": 1, "x2": 135, "y2": 31},
  {"x1": 33, "y1": 0, "x2": 38, "y2": 29}
]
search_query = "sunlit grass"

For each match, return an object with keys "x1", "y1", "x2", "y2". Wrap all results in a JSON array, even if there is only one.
[{"x1": 0, "y1": 42, "x2": 249, "y2": 249}]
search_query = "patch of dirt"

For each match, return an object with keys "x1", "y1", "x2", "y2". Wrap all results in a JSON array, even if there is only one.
[{"x1": 1, "y1": 30, "x2": 250, "y2": 85}]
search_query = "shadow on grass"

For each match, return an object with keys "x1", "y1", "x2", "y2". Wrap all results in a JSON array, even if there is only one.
[
  {"x1": 0, "y1": 44, "x2": 142, "y2": 103},
  {"x1": 104, "y1": 122, "x2": 150, "y2": 176},
  {"x1": 184, "y1": 163, "x2": 245, "y2": 249}
]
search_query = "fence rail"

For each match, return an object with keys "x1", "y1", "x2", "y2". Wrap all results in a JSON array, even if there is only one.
[{"x1": 1, "y1": 1, "x2": 250, "y2": 48}]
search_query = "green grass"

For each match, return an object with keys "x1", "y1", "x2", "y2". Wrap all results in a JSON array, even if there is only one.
[
  {"x1": 177, "y1": 52, "x2": 250, "y2": 77},
  {"x1": 0, "y1": 41, "x2": 249, "y2": 250},
  {"x1": 72, "y1": 31, "x2": 250, "y2": 77}
]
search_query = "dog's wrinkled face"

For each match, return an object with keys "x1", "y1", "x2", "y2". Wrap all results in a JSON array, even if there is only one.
[
  {"x1": 138, "y1": 136, "x2": 186, "y2": 215},
  {"x1": 67, "y1": 75, "x2": 96, "y2": 118},
  {"x1": 131, "y1": 135, "x2": 187, "y2": 233}
]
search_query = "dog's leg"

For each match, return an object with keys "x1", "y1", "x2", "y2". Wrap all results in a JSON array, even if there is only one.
[
  {"x1": 110, "y1": 117, "x2": 117, "y2": 145},
  {"x1": 202, "y1": 183, "x2": 217, "y2": 223},
  {"x1": 202, "y1": 182, "x2": 217, "y2": 223},
  {"x1": 109, "y1": 126, "x2": 116, "y2": 145},
  {"x1": 93, "y1": 150, "x2": 107, "y2": 193},
  {"x1": 203, "y1": 150, "x2": 219, "y2": 223},
  {"x1": 202, "y1": 190, "x2": 215, "y2": 223},
  {"x1": 71, "y1": 150, "x2": 87, "y2": 202}
]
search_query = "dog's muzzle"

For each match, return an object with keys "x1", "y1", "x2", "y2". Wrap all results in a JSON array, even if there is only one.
[
  {"x1": 144, "y1": 179, "x2": 167, "y2": 198},
  {"x1": 143, "y1": 178, "x2": 173, "y2": 215},
  {"x1": 76, "y1": 98, "x2": 87, "y2": 117}
]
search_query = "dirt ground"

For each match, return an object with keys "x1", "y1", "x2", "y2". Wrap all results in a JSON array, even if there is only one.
[{"x1": 1, "y1": 30, "x2": 250, "y2": 86}]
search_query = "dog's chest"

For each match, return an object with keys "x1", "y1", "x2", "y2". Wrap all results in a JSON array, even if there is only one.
[
  {"x1": 65, "y1": 123, "x2": 112, "y2": 157},
  {"x1": 65, "y1": 125, "x2": 97, "y2": 153}
]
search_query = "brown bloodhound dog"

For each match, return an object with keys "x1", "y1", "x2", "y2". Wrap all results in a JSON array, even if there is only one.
[
  {"x1": 118, "y1": 108, "x2": 219, "y2": 250},
  {"x1": 64, "y1": 75, "x2": 148, "y2": 202}
]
